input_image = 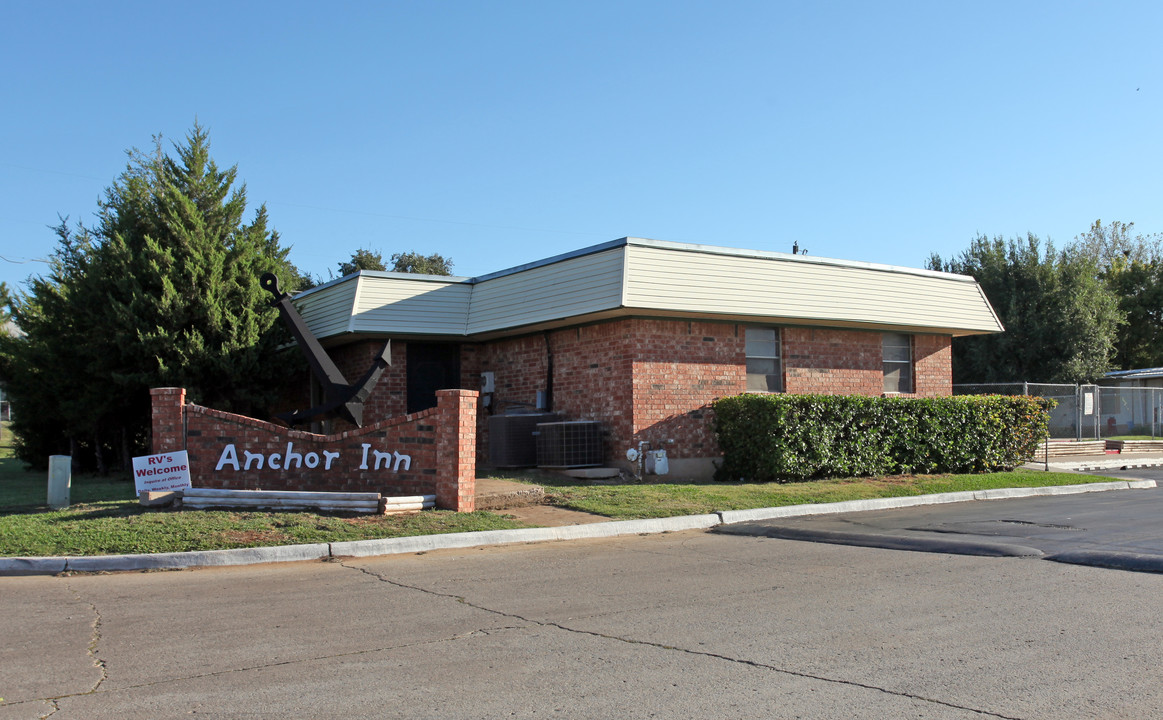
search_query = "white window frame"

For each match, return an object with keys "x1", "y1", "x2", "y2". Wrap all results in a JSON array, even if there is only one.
[
  {"x1": 882, "y1": 332, "x2": 913, "y2": 394},
  {"x1": 745, "y1": 326, "x2": 783, "y2": 393}
]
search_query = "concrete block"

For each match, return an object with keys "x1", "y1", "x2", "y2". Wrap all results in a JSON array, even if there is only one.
[
  {"x1": 561, "y1": 467, "x2": 621, "y2": 479},
  {"x1": 139, "y1": 491, "x2": 181, "y2": 507}
]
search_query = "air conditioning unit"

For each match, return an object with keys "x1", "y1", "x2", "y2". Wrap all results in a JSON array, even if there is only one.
[
  {"x1": 536, "y1": 420, "x2": 603, "y2": 468},
  {"x1": 489, "y1": 412, "x2": 560, "y2": 467}
]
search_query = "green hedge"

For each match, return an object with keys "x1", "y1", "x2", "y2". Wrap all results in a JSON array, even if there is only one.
[{"x1": 711, "y1": 394, "x2": 1052, "y2": 482}]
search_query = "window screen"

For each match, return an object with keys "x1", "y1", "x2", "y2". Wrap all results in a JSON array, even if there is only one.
[
  {"x1": 745, "y1": 327, "x2": 782, "y2": 392},
  {"x1": 882, "y1": 333, "x2": 913, "y2": 393}
]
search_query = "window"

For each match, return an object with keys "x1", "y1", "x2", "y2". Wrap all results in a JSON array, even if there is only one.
[
  {"x1": 745, "y1": 327, "x2": 782, "y2": 392},
  {"x1": 882, "y1": 333, "x2": 913, "y2": 393}
]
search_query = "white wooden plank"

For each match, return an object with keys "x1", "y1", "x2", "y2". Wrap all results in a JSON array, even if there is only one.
[{"x1": 184, "y1": 488, "x2": 381, "y2": 501}]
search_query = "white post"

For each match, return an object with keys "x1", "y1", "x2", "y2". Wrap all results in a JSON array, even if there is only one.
[{"x1": 47, "y1": 455, "x2": 71, "y2": 509}]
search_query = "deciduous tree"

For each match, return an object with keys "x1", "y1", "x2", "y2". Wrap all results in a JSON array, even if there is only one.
[
  {"x1": 928, "y1": 233, "x2": 1122, "y2": 384},
  {"x1": 337, "y1": 248, "x2": 387, "y2": 276},
  {"x1": 1069, "y1": 220, "x2": 1163, "y2": 370},
  {"x1": 389, "y1": 251, "x2": 452, "y2": 275},
  {"x1": 337, "y1": 248, "x2": 453, "y2": 277}
]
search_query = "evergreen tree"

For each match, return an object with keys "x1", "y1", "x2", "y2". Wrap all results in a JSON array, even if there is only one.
[
  {"x1": 0, "y1": 125, "x2": 300, "y2": 470},
  {"x1": 0, "y1": 281, "x2": 12, "y2": 325}
]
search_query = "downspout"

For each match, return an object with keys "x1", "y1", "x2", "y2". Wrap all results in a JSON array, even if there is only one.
[{"x1": 543, "y1": 331, "x2": 554, "y2": 412}]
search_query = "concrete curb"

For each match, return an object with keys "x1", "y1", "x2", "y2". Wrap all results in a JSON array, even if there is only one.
[
  {"x1": 1047, "y1": 550, "x2": 1163, "y2": 574},
  {"x1": 63, "y1": 543, "x2": 332, "y2": 573},
  {"x1": 0, "y1": 557, "x2": 69, "y2": 575},
  {"x1": 717, "y1": 480, "x2": 1156, "y2": 525},
  {"x1": 716, "y1": 524, "x2": 1046, "y2": 558},
  {"x1": 330, "y1": 514, "x2": 722, "y2": 558},
  {"x1": 718, "y1": 492, "x2": 978, "y2": 524},
  {"x1": 0, "y1": 481, "x2": 1155, "y2": 576},
  {"x1": 0, "y1": 544, "x2": 333, "y2": 576}
]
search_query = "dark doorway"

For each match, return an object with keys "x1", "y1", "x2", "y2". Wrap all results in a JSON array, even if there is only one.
[{"x1": 406, "y1": 343, "x2": 461, "y2": 413}]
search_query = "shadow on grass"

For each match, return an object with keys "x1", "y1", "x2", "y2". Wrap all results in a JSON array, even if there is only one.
[
  {"x1": 42, "y1": 502, "x2": 150, "y2": 521},
  {"x1": 483, "y1": 467, "x2": 707, "y2": 488},
  {"x1": 1, "y1": 457, "x2": 137, "y2": 513},
  {"x1": 479, "y1": 465, "x2": 1125, "y2": 520}
]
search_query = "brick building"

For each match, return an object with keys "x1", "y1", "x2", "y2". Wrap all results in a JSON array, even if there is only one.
[{"x1": 293, "y1": 238, "x2": 1003, "y2": 479}]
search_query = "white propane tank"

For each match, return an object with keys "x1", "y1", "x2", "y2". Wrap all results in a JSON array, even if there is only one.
[{"x1": 650, "y1": 449, "x2": 669, "y2": 475}]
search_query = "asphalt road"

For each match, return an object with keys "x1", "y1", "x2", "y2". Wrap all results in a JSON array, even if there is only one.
[
  {"x1": 718, "y1": 483, "x2": 1163, "y2": 573},
  {"x1": 3, "y1": 527, "x2": 1163, "y2": 719}
]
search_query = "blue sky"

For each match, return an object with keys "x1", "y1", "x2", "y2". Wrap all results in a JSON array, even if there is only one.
[{"x1": 2, "y1": 1, "x2": 1160, "y2": 293}]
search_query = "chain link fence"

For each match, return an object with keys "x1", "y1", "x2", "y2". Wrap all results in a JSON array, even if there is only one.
[{"x1": 953, "y1": 382, "x2": 1163, "y2": 440}]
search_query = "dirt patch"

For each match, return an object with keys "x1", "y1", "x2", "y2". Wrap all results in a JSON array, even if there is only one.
[{"x1": 497, "y1": 504, "x2": 611, "y2": 527}]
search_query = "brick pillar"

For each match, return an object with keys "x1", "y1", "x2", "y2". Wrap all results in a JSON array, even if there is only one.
[
  {"x1": 435, "y1": 389, "x2": 478, "y2": 512},
  {"x1": 151, "y1": 387, "x2": 186, "y2": 454}
]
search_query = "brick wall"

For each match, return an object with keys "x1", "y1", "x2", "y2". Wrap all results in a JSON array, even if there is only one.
[
  {"x1": 150, "y1": 387, "x2": 478, "y2": 511},
  {"x1": 435, "y1": 389, "x2": 477, "y2": 511},
  {"x1": 471, "y1": 320, "x2": 954, "y2": 465},
  {"x1": 914, "y1": 333, "x2": 953, "y2": 397},
  {"x1": 472, "y1": 324, "x2": 636, "y2": 464},
  {"x1": 783, "y1": 327, "x2": 951, "y2": 398},
  {"x1": 784, "y1": 327, "x2": 881, "y2": 394},
  {"x1": 283, "y1": 322, "x2": 954, "y2": 469},
  {"x1": 471, "y1": 319, "x2": 739, "y2": 462},
  {"x1": 549, "y1": 323, "x2": 636, "y2": 454},
  {"x1": 330, "y1": 340, "x2": 409, "y2": 422},
  {"x1": 152, "y1": 387, "x2": 187, "y2": 455},
  {"x1": 627, "y1": 319, "x2": 743, "y2": 457}
]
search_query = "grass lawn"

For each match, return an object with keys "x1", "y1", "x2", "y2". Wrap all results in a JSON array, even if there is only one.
[
  {"x1": 0, "y1": 422, "x2": 530, "y2": 557},
  {"x1": 0, "y1": 420, "x2": 1127, "y2": 557},
  {"x1": 490, "y1": 467, "x2": 1128, "y2": 519}
]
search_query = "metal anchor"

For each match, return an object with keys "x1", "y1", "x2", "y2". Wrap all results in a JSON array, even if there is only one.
[{"x1": 260, "y1": 272, "x2": 390, "y2": 428}]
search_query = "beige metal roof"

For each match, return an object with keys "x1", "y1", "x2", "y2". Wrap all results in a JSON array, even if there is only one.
[
  {"x1": 293, "y1": 238, "x2": 1003, "y2": 341},
  {"x1": 621, "y1": 240, "x2": 1003, "y2": 335}
]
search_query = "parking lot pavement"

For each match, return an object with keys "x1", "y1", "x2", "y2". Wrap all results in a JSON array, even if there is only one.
[
  {"x1": 1087, "y1": 464, "x2": 1163, "y2": 483},
  {"x1": 716, "y1": 485, "x2": 1163, "y2": 573}
]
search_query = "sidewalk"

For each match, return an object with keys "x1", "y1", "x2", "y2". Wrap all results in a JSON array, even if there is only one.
[
  {"x1": 1, "y1": 469, "x2": 1157, "y2": 576},
  {"x1": 1024, "y1": 450, "x2": 1163, "y2": 472}
]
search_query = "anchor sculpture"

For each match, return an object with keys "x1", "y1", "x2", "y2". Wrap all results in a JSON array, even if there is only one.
[{"x1": 260, "y1": 272, "x2": 390, "y2": 428}]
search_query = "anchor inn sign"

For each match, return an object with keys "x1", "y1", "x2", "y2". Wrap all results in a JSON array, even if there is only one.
[{"x1": 214, "y1": 442, "x2": 412, "y2": 473}]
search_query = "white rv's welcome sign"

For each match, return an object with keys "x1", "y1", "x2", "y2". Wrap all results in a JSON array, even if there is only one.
[{"x1": 132, "y1": 451, "x2": 192, "y2": 493}]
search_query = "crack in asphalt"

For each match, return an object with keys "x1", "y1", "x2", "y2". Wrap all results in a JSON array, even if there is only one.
[
  {"x1": 73, "y1": 587, "x2": 109, "y2": 697},
  {"x1": 341, "y1": 559, "x2": 1024, "y2": 720},
  {"x1": 4, "y1": 560, "x2": 1018, "y2": 718},
  {"x1": 0, "y1": 580, "x2": 108, "y2": 717},
  {"x1": 0, "y1": 626, "x2": 513, "y2": 710},
  {"x1": 3, "y1": 572, "x2": 525, "y2": 712},
  {"x1": 0, "y1": 581, "x2": 107, "y2": 717}
]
